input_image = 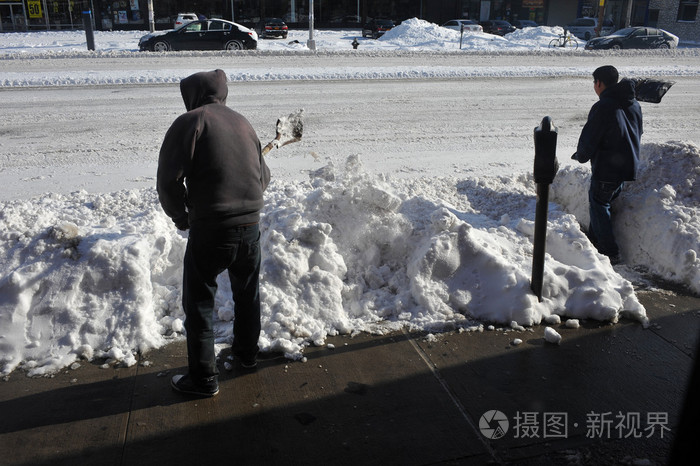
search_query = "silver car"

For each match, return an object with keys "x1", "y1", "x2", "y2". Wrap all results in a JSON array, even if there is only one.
[
  {"x1": 442, "y1": 19, "x2": 483, "y2": 33},
  {"x1": 566, "y1": 17, "x2": 615, "y2": 40}
]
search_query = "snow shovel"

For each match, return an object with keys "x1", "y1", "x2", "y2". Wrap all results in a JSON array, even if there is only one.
[
  {"x1": 630, "y1": 78, "x2": 674, "y2": 104},
  {"x1": 262, "y1": 109, "x2": 304, "y2": 156}
]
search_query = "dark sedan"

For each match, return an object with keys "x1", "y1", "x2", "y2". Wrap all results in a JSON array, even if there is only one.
[
  {"x1": 479, "y1": 20, "x2": 516, "y2": 36},
  {"x1": 511, "y1": 19, "x2": 538, "y2": 29},
  {"x1": 257, "y1": 17, "x2": 288, "y2": 39},
  {"x1": 139, "y1": 19, "x2": 258, "y2": 51},
  {"x1": 585, "y1": 26, "x2": 678, "y2": 50},
  {"x1": 362, "y1": 19, "x2": 395, "y2": 39}
]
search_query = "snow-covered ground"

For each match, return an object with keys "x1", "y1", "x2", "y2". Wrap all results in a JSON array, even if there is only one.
[{"x1": 1, "y1": 19, "x2": 699, "y2": 376}]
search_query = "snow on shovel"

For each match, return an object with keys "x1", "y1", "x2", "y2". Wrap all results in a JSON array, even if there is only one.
[{"x1": 261, "y1": 109, "x2": 304, "y2": 156}]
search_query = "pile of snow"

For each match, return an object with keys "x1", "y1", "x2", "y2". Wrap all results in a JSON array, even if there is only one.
[
  {"x1": 504, "y1": 25, "x2": 564, "y2": 48},
  {"x1": 378, "y1": 17, "x2": 511, "y2": 50},
  {"x1": 14, "y1": 145, "x2": 700, "y2": 376},
  {"x1": 553, "y1": 141, "x2": 700, "y2": 293}
]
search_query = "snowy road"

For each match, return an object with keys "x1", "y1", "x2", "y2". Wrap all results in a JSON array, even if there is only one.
[{"x1": 1, "y1": 51, "x2": 699, "y2": 200}]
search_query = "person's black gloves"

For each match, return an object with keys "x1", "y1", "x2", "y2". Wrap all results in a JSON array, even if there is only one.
[{"x1": 174, "y1": 214, "x2": 189, "y2": 231}]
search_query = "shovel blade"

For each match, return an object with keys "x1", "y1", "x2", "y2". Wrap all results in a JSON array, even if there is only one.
[
  {"x1": 276, "y1": 109, "x2": 304, "y2": 147},
  {"x1": 262, "y1": 109, "x2": 304, "y2": 156},
  {"x1": 631, "y1": 78, "x2": 674, "y2": 104}
]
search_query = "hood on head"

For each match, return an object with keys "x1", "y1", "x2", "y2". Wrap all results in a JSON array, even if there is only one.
[
  {"x1": 180, "y1": 69, "x2": 228, "y2": 111},
  {"x1": 603, "y1": 78, "x2": 637, "y2": 104}
]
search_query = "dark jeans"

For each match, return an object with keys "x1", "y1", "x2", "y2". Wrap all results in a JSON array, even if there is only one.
[
  {"x1": 588, "y1": 180, "x2": 624, "y2": 258},
  {"x1": 182, "y1": 222, "x2": 261, "y2": 381}
]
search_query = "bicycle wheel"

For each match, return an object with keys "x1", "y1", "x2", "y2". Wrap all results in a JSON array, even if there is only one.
[
  {"x1": 549, "y1": 38, "x2": 561, "y2": 48},
  {"x1": 565, "y1": 37, "x2": 578, "y2": 49}
]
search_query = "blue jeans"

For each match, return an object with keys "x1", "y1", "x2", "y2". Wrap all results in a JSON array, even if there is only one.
[
  {"x1": 182, "y1": 222, "x2": 261, "y2": 381},
  {"x1": 588, "y1": 180, "x2": 624, "y2": 258}
]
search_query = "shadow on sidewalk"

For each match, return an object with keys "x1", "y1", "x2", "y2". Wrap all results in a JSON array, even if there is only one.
[{"x1": 0, "y1": 292, "x2": 698, "y2": 466}]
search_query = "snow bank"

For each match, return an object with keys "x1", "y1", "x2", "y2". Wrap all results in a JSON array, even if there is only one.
[
  {"x1": 0, "y1": 189, "x2": 176, "y2": 376},
  {"x1": 1, "y1": 153, "x2": 655, "y2": 376},
  {"x1": 553, "y1": 141, "x2": 700, "y2": 293}
]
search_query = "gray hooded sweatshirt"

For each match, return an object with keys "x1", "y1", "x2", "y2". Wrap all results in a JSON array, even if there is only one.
[{"x1": 157, "y1": 69, "x2": 270, "y2": 227}]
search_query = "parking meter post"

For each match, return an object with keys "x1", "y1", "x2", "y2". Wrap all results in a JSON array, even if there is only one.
[
  {"x1": 460, "y1": 24, "x2": 464, "y2": 49},
  {"x1": 82, "y1": 11, "x2": 95, "y2": 51},
  {"x1": 531, "y1": 116, "x2": 559, "y2": 302}
]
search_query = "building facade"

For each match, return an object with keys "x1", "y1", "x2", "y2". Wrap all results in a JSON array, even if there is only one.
[
  {"x1": 649, "y1": 0, "x2": 700, "y2": 40},
  {"x1": 1, "y1": 0, "x2": 698, "y2": 42}
]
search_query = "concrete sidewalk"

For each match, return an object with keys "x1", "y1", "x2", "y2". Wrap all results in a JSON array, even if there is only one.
[{"x1": 1, "y1": 288, "x2": 698, "y2": 466}]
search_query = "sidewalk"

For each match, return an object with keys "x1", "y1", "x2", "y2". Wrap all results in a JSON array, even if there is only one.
[{"x1": 1, "y1": 288, "x2": 698, "y2": 466}]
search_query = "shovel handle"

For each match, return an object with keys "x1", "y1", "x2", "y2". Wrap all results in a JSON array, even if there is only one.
[{"x1": 261, "y1": 139, "x2": 278, "y2": 156}]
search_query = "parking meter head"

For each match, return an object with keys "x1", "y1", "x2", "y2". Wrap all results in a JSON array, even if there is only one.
[{"x1": 533, "y1": 116, "x2": 559, "y2": 185}]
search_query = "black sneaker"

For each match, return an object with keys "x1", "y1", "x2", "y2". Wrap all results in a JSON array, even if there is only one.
[
  {"x1": 235, "y1": 354, "x2": 257, "y2": 370},
  {"x1": 171, "y1": 374, "x2": 219, "y2": 397},
  {"x1": 239, "y1": 357, "x2": 257, "y2": 369}
]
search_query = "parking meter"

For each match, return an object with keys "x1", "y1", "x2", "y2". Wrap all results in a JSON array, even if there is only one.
[
  {"x1": 533, "y1": 116, "x2": 559, "y2": 184},
  {"x1": 531, "y1": 116, "x2": 559, "y2": 302}
]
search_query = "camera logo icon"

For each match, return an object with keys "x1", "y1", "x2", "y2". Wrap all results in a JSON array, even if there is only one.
[{"x1": 479, "y1": 410, "x2": 509, "y2": 439}]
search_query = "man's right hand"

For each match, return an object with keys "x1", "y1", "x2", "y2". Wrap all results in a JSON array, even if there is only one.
[{"x1": 174, "y1": 214, "x2": 189, "y2": 231}]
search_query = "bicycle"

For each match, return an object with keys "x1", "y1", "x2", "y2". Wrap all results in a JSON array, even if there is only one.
[{"x1": 549, "y1": 31, "x2": 579, "y2": 49}]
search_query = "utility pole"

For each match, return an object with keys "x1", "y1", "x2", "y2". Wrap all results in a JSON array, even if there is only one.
[
  {"x1": 596, "y1": 0, "x2": 605, "y2": 36},
  {"x1": 623, "y1": 0, "x2": 633, "y2": 27},
  {"x1": 308, "y1": 0, "x2": 316, "y2": 50},
  {"x1": 148, "y1": 0, "x2": 154, "y2": 32}
]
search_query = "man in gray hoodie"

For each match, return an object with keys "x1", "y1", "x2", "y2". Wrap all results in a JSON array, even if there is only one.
[{"x1": 158, "y1": 69, "x2": 270, "y2": 397}]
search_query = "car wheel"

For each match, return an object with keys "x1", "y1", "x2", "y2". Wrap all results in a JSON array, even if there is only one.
[
  {"x1": 153, "y1": 41, "x2": 169, "y2": 52},
  {"x1": 584, "y1": 32, "x2": 591, "y2": 40},
  {"x1": 611, "y1": 43, "x2": 622, "y2": 50},
  {"x1": 225, "y1": 40, "x2": 244, "y2": 51},
  {"x1": 659, "y1": 42, "x2": 670, "y2": 49}
]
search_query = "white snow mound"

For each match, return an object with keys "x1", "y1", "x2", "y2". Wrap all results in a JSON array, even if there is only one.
[{"x1": 1, "y1": 155, "x2": 651, "y2": 375}]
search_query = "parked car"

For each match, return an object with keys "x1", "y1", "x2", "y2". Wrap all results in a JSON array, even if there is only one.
[
  {"x1": 174, "y1": 13, "x2": 197, "y2": 28},
  {"x1": 256, "y1": 18, "x2": 288, "y2": 39},
  {"x1": 479, "y1": 20, "x2": 516, "y2": 36},
  {"x1": 442, "y1": 19, "x2": 483, "y2": 33},
  {"x1": 566, "y1": 17, "x2": 615, "y2": 40},
  {"x1": 585, "y1": 26, "x2": 679, "y2": 50},
  {"x1": 511, "y1": 19, "x2": 538, "y2": 29},
  {"x1": 362, "y1": 19, "x2": 395, "y2": 39},
  {"x1": 139, "y1": 19, "x2": 258, "y2": 51}
]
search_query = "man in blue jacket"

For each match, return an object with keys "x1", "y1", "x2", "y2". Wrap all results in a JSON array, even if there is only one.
[
  {"x1": 158, "y1": 70, "x2": 270, "y2": 396},
  {"x1": 573, "y1": 65, "x2": 643, "y2": 264}
]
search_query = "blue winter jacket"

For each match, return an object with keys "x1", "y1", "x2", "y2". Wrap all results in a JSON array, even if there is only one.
[{"x1": 575, "y1": 79, "x2": 643, "y2": 182}]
